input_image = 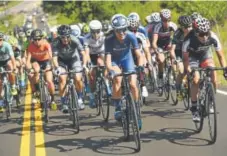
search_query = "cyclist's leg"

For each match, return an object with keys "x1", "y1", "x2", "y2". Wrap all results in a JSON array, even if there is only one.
[
  {"x1": 0, "y1": 61, "x2": 8, "y2": 112},
  {"x1": 71, "y1": 59, "x2": 85, "y2": 110},
  {"x1": 189, "y1": 58, "x2": 200, "y2": 121},
  {"x1": 200, "y1": 58, "x2": 216, "y2": 91},
  {"x1": 43, "y1": 60, "x2": 55, "y2": 103},
  {"x1": 6, "y1": 59, "x2": 17, "y2": 95}
]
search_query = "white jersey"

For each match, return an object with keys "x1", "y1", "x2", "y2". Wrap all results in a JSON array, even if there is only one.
[{"x1": 83, "y1": 32, "x2": 105, "y2": 54}]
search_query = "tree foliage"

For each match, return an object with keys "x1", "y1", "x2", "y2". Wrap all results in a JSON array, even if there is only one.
[{"x1": 42, "y1": 1, "x2": 227, "y2": 25}]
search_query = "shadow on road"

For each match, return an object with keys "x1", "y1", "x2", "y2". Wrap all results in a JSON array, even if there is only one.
[
  {"x1": 36, "y1": 135, "x2": 138, "y2": 155},
  {"x1": 140, "y1": 127, "x2": 212, "y2": 146}
]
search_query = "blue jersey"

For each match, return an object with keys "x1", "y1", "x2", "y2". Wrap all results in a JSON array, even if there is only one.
[
  {"x1": 138, "y1": 26, "x2": 148, "y2": 39},
  {"x1": 105, "y1": 31, "x2": 139, "y2": 72}
]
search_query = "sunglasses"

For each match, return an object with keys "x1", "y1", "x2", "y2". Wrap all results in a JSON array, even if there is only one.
[
  {"x1": 115, "y1": 28, "x2": 127, "y2": 33},
  {"x1": 60, "y1": 35, "x2": 70, "y2": 39},
  {"x1": 198, "y1": 32, "x2": 209, "y2": 37},
  {"x1": 91, "y1": 29, "x2": 101, "y2": 34},
  {"x1": 34, "y1": 38, "x2": 42, "y2": 41}
]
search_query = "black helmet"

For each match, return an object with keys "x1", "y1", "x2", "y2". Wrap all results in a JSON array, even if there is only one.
[
  {"x1": 178, "y1": 15, "x2": 192, "y2": 28},
  {"x1": 57, "y1": 25, "x2": 71, "y2": 36},
  {"x1": 31, "y1": 29, "x2": 43, "y2": 39}
]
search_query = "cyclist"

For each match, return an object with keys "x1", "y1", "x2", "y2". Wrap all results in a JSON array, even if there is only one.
[
  {"x1": 81, "y1": 24, "x2": 90, "y2": 37},
  {"x1": 152, "y1": 9, "x2": 177, "y2": 84},
  {"x1": 83, "y1": 20, "x2": 108, "y2": 108},
  {"x1": 7, "y1": 36, "x2": 25, "y2": 87},
  {"x1": 128, "y1": 13, "x2": 151, "y2": 97},
  {"x1": 147, "y1": 12, "x2": 161, "y2": 47},
  {"x1": 170, "y1": 15, "x2": 193, "y2": 99},
  {"x1": 102, "y1": 20, "x2": 112, "y2": 36},
  {"x1": 26, "y1": 29, "x2": 56, "y2": 106},
  {"x1": 105, "y1": 14, "x2": 143, "y2": 128},
  {"x1": 182, "y1": 17, "x2": 227, "y2": 122},
  {"x1": 52, "y1": 25, "x2": 87, "y2": 112},
  {"x1": 0, "y1": 32, "x2": 17, "y2": 112}
]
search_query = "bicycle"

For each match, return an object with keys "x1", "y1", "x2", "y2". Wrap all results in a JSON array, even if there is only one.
[
  {"x1": 188, "y1": 67, "x2": 226, "y2": 144},
  {"x1": 113, "y1": 71, "x2": 141, "y2": 152},
  {"x1": 28, "y1": 68, "x2": 52, "y2": 123},
  {"x1": 0, "y1": 68, "x2": 14, "y2": 120},
  {"x1": 90, "y1": 65, "x2": 111, "y2": 122},
  {"x1": 59, "y1": 69, "x2": 82, "y2": 132}
]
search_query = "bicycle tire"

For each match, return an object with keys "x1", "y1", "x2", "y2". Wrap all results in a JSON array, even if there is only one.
[
  {"x1": 194, "y1": 87, "x2": 205, "y2": 133},
  {"x1": 206, "y1": 82, "x2": 217, "y2": 144},
  {"x1": 121, "y1": 97, "x2": 130, "y2": 141},
  {"x1": 170, "y1": 69, "x2": 178, "y2": 105},
  {"x1": 100, "y1": 80, "x2": 110, "y2": 122},
  {"x1": 42, "y1": 84, "x2": 50, "y2": 123},
  {"x1": 128, "y1": 92, "x2": 141, "y2": 152},
  {"x1": 69, "y1": 86, "x2": 80, "y2": 132},
  {"x1": 96, "y1": 83, "x2": 101, "y2": 116},
  {"x1": 4, "y1": 84, "x2": 11, "y2": 120},
  {"x1": 163, "y1": 69, "x2": 170, "y2": 100}
]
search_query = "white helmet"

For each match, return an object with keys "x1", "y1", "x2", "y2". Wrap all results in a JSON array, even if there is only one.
[
  {"x1": 128, "y1": 12, "x2": 140, "y2": 21},
  {"x1": 160, "y1": 9, "x2": 171, "y2": 20},
  {"x1": 145, "y1": 15, "x2": 152, "y2": 23},
  {"x1": 89, "y1": 20, "x2": 102, "y2": 30},
  {"x1": 150, "y1": 12, "x2": 161, "y2": 23},
  {"x1": 70, "y1": 24, "x2": 81, "y2": 37}
]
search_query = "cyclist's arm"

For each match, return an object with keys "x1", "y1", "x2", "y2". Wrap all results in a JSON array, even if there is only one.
[
  {"x1": 170, "y1": 44, "x2": 176, "y2": 60},
  {"x1": 182, "y1": 39, "x2": 190, "y2": 72},
  {"x1": 135, "y1": 48, "x2": 143, "y2": 66},
  {"x1": 216, "y1": 49, "x2": 226, "y2": 67},
  {"x1": 26, "y1": 51, "x2": 32, "y2": 70},
  {"x1": 105, "y1": 54, "x2": 114, "y2": 71},
  {"x1": 8, "y1": 44, "x2": 17, "y2": 70},
  {"x1": 152, "y1": 33, "x2": 158, "y2": 51}
]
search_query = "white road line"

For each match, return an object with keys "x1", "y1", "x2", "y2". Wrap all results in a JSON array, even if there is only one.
[{"x1": 217, "y1": 89, "x2": 227, "y2": 95}]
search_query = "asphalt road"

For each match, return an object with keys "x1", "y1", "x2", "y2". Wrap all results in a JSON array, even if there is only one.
[{"x1": 1, "y1": 7, "x2": 227, "y2": 156}]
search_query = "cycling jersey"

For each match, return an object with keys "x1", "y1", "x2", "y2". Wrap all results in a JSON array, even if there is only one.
[
  {"x1": 172, "y1": 28, "x2": 186, "y2": 58},
  {"x1": 105, "y1": 31, "x2": 139, "y2": 72},
  {"x1": 27, "y1": 40, "x2": 52, "y2": 61},
  {"x1": 153, "y1": 21, "x2": 177, "y2": 49},
  {"x1": 147, "y1": 22, "x2": 160, "y2": 42},
  {"x1": 0, "y1": 41, "x2": 14, "y2": 62},
  {"x1": 182, "y1": 31, "x2": 221, "y2": 63},
  {"x1": 52, "y1": 35, "x2": 84, "y2": 71},
  {"x1": 83, "y1": 32, "x2": 105, "y2": 55},
  {"x1": 14, "y1": 46, "x2": 22, "y2": 58},
  {"x1": 137, "y1": 26, "x2": 148, "y2": 39}
]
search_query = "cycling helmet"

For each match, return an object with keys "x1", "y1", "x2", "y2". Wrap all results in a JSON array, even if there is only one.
[
  {"x1": 128, "y1": 12, "x2": 140, "y2": 29},
  {"x1": 160, "y1": 9, "x2": 171, "y2": 20},
  {"x1": 25, "y1": 28, "x2": 33, "y2": 37},
  {"x1": 178, "y1": 15, "x2": 192, "y2": 28},
  {"x1": 89, "y1": 20, "x2": 102, "y2": 31},
  {"x1": 111, "y1": 14, "x2": 128, "y2": 29},
  {"x1": 70, "y1": 24, "x2": 81, "y2": 37},
  {"x1": 194, "y1": 17, "x2": 210, "y2": 33},
  {"x1": 150, "y1": 12, "x2": 161, "y2": 23},
  {"x1": 57, "y1": 25, "x2": 71, "y2": 36},
  {"x1": 18, "y1": 27, "x2": 25, "y2": 37},
  {"x1": 145, "y1": 15, "x2": 152, "y2": 24},
  {"x1": 128, "y1": 12, "x2": 140, "y2": 21},
  {"x1": 7, "y1": 36, "x2": 18, "y2": 47},
  {"x1": 32, "y1": 29, "x2": 43, "y2": 39},
  {"x1": 0, "y1": 32, "x2": 4, "y2": 39},
  {"x1": 191, "y1": 12, "x2": 202, "y2": 21},
  {"x1": 42, "y1": 30, "x2": 47, "y2": 38},
  {"x1": 102, "y1": 20, "x2": 110, "y2": 32},
  {"x1": 81, "y1": 24, "x2": 90, "y2": 34}
]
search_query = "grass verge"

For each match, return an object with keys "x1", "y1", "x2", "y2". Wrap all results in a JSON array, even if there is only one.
[{"x1": 0, "y1": 1, "x2": 22, "y2": 12}]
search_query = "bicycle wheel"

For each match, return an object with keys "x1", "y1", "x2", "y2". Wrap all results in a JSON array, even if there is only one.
[
  {"x1": 100, "y1": 80, "x2": 110, "y2": 122},
  {"x1": 121, "y1": 97, "x2": 130, "y2": 141},
  {"x1": 170, "y1": 69, "x2": 178, "y2": 105},
  {"x1": 4, "y1": 84, "x2": 12, "y2": 120},
  {"x1": 42, "y1": 84, "x2": 50, "y2": 123},
  {"x1": 206, "y1": 82, "x2": 217, "y2": 144},
  {"x1": 128, "y1": 92, "x2": 141, "y2": 152},
  {"x1": 95, "y1": 83, "x2": 101, "y2": 116},
  {"x1": 182, "y1": 86, "x2": 189, "y2": 110},
  {"x1": 194, "y1": 88, "x2": 204, "y2": 133},
  {"x1": 69, "y1": 86, "x2": 80, "y2": 132},
  {"x1": 163, "y1": 69, "x2": 170, "y2": 100}
]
